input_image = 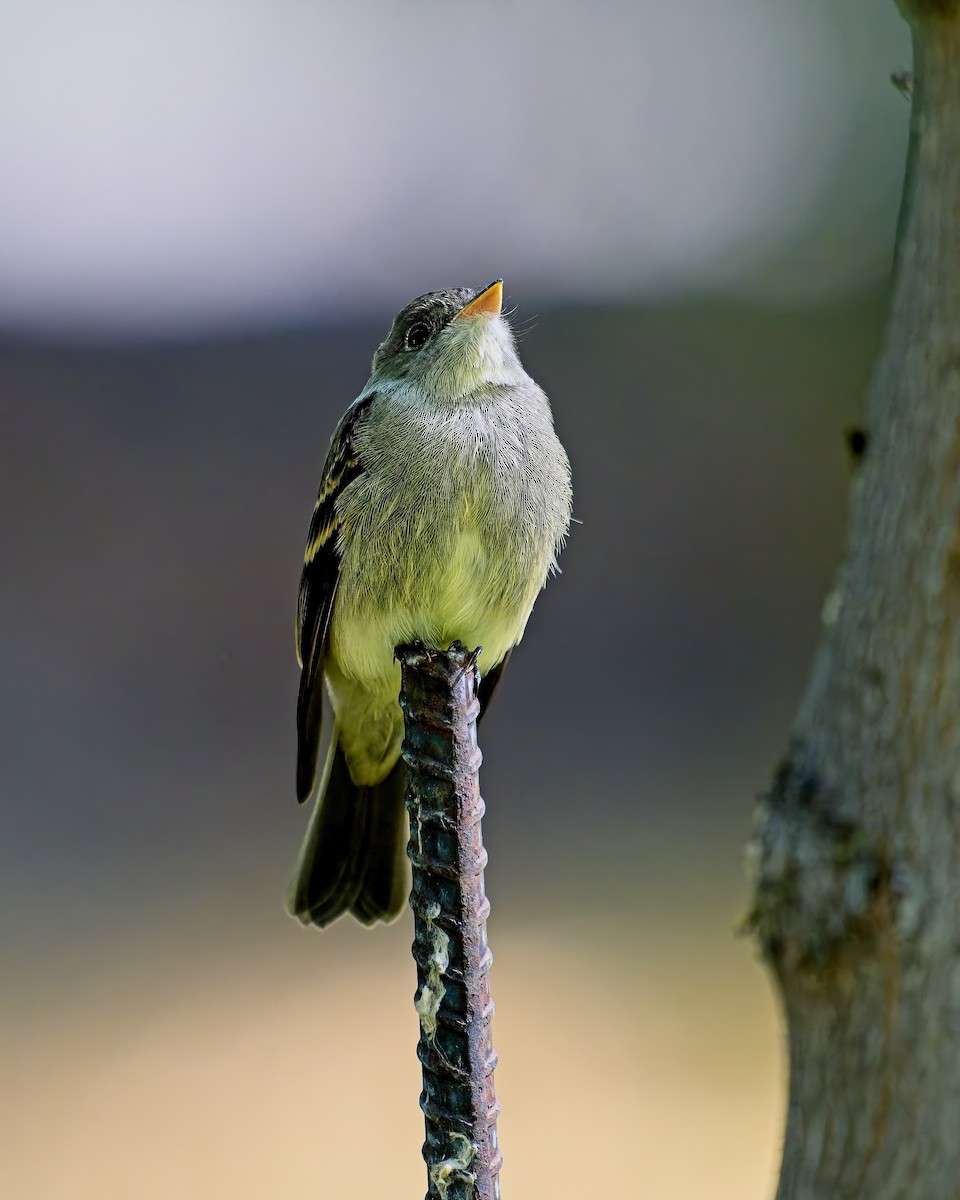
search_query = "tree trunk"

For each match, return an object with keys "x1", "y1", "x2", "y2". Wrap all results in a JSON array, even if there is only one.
[{"x1": 748, "y1": 5, "x2": 960, "y2": 1196}]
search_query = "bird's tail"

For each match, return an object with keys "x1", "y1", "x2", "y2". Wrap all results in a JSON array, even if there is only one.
[{"x1": 285, "y1": 739, "x2": 409, "y2": 928}]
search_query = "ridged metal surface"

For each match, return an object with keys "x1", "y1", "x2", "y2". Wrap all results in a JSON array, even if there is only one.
[{"x1": 399, "y1": 644, "x2": 501, "y2": 1200}]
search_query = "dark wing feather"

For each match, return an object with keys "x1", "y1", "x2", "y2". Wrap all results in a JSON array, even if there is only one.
[
  {"x1": 295, "y1": 394, "x2": 375, "y2": 803},
  {"x1": 477, "y1": 648, "x2": 512, "y2": 721}
]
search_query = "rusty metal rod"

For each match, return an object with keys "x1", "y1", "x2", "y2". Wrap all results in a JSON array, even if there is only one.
[{"x1": 397, "y1": 643, "x2": 501, "y2": 1200}]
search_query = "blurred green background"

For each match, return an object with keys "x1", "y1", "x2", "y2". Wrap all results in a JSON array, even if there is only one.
[{"x1": 0, "y1": 2, "x2": 910, "y2": 1197}]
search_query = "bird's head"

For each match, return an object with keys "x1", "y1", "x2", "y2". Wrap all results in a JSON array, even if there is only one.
[{"x1": 369, "y1": 280, "x2": 524, "y2": 400}]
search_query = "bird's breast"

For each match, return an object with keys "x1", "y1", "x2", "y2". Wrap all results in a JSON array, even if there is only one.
[{"x1": 327, "y1": 393, "x2": 563, "y2": 688}]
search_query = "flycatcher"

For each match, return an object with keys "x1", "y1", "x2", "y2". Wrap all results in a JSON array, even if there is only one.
[{"x1": 287, "y1": 280, "x2": 572, "y2": 928}]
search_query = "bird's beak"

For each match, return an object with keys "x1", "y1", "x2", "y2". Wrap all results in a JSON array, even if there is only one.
[{"x1": 455, "y1": 279, "x2": 503, "y2": 320}]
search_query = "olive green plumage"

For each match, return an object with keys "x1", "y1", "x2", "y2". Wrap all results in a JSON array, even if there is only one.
[{"x1": 287, "y1": 281, "x2": 572, "y2": 928}]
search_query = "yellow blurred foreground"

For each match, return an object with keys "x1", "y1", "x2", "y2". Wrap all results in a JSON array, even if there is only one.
[{"x1": 4, "y1": 909, "x2": 782, "y2": 1199}]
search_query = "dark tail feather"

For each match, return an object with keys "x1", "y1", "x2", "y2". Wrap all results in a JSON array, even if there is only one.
[
  {"x1": 348, "y1": 757, "x2": 409, "y2": 925},
  {"x1": 286, "y1": 741, "x2": 409, "y2": 928}
]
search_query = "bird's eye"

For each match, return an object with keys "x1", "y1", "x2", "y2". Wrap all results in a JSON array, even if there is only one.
[{"x1": 405, "y1": 322, "x2": 431, "y2": 351}]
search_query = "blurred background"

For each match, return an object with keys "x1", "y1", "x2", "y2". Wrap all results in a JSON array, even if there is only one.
[{"x1": 1, "y1": 2, "x2": 910, "y2": 1197}]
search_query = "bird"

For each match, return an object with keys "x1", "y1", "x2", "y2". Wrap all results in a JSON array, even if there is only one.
[{"x1": 287, "y1": 279, "x2": 572, "y2": 928}]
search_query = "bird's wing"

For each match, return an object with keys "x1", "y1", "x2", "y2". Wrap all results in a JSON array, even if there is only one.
[
  {"x1": 295, "y1": 393, "x2": 375, "y2": 802},
  {"x1": 477, "y1": 647, "x2": 512, "y2": 721}
]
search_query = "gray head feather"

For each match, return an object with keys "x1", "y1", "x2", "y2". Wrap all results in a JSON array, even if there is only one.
[{"x1": 369, "y1": 286, "x2": 523, "y2": 400}]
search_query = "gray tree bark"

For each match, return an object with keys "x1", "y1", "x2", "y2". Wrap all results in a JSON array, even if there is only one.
[{"x1": 748, "y1": 4, "x2": 960, "y2": 1196}]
